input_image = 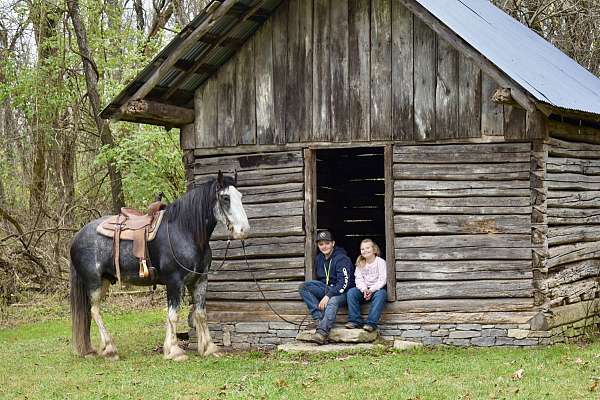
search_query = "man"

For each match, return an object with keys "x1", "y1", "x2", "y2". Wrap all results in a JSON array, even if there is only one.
[{"x1": 298, "y1": 230, "x2": 355, "y2": 344}]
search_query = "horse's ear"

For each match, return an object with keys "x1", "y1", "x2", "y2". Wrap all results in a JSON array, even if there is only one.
[
  {"x1": 233, "y1": 169, "x2": 238, "y2": 185},
  {"x1": 217, "y1": 170, "x2": 224, "y2": 189}
]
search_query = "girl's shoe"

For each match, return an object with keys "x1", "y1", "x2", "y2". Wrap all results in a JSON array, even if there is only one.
[
  {"x1": 345, "y1": 322, "x2": 361, "y2": 329},
  {"x1": 363, "y1": 324, "x2": 376, "y2": 332}
]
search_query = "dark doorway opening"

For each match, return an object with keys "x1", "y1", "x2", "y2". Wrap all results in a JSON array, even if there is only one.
[{"x1": 316, "y1": 147, "x2": 385, "y2": 262}]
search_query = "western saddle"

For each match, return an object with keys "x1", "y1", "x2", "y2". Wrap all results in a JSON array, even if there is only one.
[{"x1": 97, "y1": 200, "x2": 166, "y2": 285}]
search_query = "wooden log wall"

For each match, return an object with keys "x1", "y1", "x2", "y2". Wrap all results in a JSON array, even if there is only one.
[
  {"x1": 186, "y1": 0, "x2": 530, "y2": 150},
  {"x1": 393, "y1": 142, "x2": 535, "y2": 315},
  {"x1": 192, "y1": 151, "x2": 306, "y2": 310},
  {"x1": 540, "y1": 134, "x2": 600, "y2": 308}
]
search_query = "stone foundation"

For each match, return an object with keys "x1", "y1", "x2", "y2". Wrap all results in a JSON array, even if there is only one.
[{"x1": 187, "y1": 315, "x2": 600, "y2": 350}]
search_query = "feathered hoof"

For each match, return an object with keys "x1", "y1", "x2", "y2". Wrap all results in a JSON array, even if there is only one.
[
  {"x1": 101, "y1": 350, "x2": 119, "y2": 362},
  {"x1": 165, "y1": 346, "x2": 188, "y2": 362},
  {"x1": 83, "y1": 349, "x2": 98, "y2": 358},
  {"x1": 100, "y1": 344, "x2": 119, "y2": 361},
  {"x1": 203, "y1": 342, "x2": 220, "y2": 357}
]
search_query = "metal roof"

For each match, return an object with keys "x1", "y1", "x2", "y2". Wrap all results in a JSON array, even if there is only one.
[{"x1": 416, "y1": 0, "x2": 600, "y2": 117}]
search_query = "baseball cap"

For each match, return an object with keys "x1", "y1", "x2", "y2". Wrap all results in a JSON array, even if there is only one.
[{"x1": 316, "y1": 230, "x2": 334, "y2": 242}]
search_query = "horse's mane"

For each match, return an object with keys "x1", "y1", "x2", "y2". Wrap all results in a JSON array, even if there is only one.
[{"x1": 166, "y1": 176, "x2": 234, "y2": 250}]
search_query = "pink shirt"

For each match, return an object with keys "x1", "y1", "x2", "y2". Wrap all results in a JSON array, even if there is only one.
[{"x1": 355, "y1": 256, "x2": 387, "y2": 292}]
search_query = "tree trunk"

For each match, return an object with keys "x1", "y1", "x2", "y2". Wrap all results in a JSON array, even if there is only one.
[
  {"x1": 67, "y1": 0, "x2": 124, "y2": 213},
  {"x1": 133, "y1": 0, "x2": 145, "y2": 32},
  {"x1": 28, "y1": 1, "x2": 59, "y2": 210}
]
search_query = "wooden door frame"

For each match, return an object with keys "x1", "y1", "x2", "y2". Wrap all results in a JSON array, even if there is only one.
[
  {"x1": 384, "y1": 144, "x2": 397, "y2": 301},
  {"x1": 303, "y1": 145, "x2": 396, "y2": 301},
  {"x1": 303, "y1": 148, "x2": 317, "y2": 281}
]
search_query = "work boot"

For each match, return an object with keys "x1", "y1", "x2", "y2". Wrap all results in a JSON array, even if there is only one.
[
  {"x1": 345, "y1": 322, "x2": 361, "y2": 329},
  {"x1": 312, "y1": 330, "x2": 327, "y2": 345},
  {"x1": 305, "y1": 320, "x2": 319, "y2": 330}
]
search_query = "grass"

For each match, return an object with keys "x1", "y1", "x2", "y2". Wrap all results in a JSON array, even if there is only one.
[{"x1": 1, "y1": 296, "x2": 600, "y2": 399}]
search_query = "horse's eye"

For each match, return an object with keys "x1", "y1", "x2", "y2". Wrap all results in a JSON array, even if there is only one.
[{"x1": 222, "y1": 195, "x2": 230, "y2": 203}]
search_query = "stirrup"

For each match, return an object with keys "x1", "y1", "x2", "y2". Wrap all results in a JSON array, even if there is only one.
[{"x1": 139, "y1": 259, "x2": 149, "y2": 279}]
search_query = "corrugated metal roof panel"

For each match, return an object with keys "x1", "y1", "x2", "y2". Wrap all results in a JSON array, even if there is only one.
[
  {"x1": 179, "y1": 73, "x2": 206, "y2": 92},
  {"x1": 203, "y1": 46, "x2": 234, "y2": 66},
  {"x1": 181, "y1": 41, "x2": 212, "y2": 62},
  {"x1": 416, "y1": 0, "x2": 600, "y2": 116},
  {"x1": 158, "y1": 69, "x2": 181, "y2": 88}
]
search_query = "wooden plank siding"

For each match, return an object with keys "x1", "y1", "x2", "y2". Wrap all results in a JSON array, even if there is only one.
[
  {"x1": 188, "y1": 0, "x2": 532, "y2": 149},
  {"x1": 539, "y1": 133, "x2": 600, "y2": 307},
  {"x1": 193, "y1": 150, "x2": 306, "y2": 301},
  {"x1": 393, "y1": 142, "x2": 534, "y2": 308}
]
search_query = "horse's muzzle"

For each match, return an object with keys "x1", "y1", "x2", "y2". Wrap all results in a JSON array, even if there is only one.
[{"x1": 231, "y1": 223, "x2": 250, "y2": 240}]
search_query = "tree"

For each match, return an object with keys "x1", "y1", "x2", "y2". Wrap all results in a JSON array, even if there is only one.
[{"x1": 67, "y1": 0, "x2": 125, "y2": 213}]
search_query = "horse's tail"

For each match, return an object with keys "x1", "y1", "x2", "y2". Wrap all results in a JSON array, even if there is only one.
[{"x1": 70, "y1": 260, "x2": 92, "y2": 356}]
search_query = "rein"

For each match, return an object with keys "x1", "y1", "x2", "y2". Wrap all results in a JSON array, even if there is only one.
[
  {"x1": 166, "y1": 185, "x2": 311, "y2": 331},
  {"x1": 166, "y1": 217, "x2": 231, "y2": 277},
  {"x1": 241, "y1": 240, "x2": 309, "y2": 330},
  {"x1": 165, "y1": 186, "x2": 232, "y2": 277}
]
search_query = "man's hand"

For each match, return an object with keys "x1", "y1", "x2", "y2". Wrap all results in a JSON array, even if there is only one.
[
  {"x1": 318, "y1": 295, "x2": 330, "y2": 310},
  {"x1": 363, "y1": 290, "x2": 372, "y2": 301}
]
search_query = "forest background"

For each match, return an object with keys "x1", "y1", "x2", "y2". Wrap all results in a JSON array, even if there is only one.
[{"x1": 0, "y1": 0, "x2": 599, "y2": 310}]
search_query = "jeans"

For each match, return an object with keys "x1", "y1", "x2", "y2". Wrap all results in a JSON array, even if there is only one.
[
  {"x1": 347, "y1": 286, "x2": 387, "y2": 328},
  {"x1": 299, "y1": 280, "x2": 347, "y2": 334}
]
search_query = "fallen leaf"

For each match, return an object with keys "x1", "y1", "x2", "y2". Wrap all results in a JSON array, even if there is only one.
[
  {"x1": 575, "y1": 357, "x2": 584, "y2": 365},
  {"x1": 275, "y1": 378, "x2": 288, "y2": 388},
  {"x1": 590, "y1": 380, "x2": 599, "y2": 392},
  {"x1": 512, "y1": 368, "x2": 524, "y2": 380}
]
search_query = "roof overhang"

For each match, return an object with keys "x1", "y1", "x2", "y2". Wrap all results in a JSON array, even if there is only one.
[{"x1": 100, "y1": 0, "x2": 284, "y2": 128}]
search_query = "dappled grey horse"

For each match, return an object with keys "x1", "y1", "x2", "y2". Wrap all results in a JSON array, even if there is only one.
[{"x1": 70, "y1": 172, "x2": 249, "y2": 361}]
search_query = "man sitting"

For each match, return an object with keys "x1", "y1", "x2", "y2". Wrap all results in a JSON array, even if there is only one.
[{"x1": 298, "y1": 230, "x2": 355, "y2": 344}]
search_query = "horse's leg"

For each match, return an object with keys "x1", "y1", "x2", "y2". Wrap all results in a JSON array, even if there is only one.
[
  {"x1": 163, "y1": 283, "x2": 188, "y2": 361},
  {"x1": 192, "y1": 277, "x2": 219, "y2": 356},
  {"x1": 89, "y1": 279, "x2": 118, "y2": 361}
]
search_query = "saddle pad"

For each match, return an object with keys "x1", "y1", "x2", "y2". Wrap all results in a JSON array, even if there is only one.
[{"x1": 96, "y1": 210, "x2": 165, "y2": 241}]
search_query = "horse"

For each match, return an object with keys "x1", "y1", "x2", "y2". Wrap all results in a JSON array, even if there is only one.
[{"x1": 70, "y1": 172, "x2": 249, "y2": 361}]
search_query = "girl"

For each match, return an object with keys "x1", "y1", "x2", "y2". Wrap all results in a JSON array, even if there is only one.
[{"x1": 345, "y1": 239, "x2": 387, "y2": 332}]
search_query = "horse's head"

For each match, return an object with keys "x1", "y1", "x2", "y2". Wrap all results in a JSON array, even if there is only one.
[{"x1": 214, "y1": 171, "x2": 250, "y2": 240}]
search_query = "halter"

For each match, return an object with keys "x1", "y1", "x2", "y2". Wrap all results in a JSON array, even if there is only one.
[{"x1": 215, "y1": 186, "x2": 234, "y2": 233}]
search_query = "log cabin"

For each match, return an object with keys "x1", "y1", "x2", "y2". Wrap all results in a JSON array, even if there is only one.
[{"x1": 101, "y1": 0, "x2": 600, "y2": 347}]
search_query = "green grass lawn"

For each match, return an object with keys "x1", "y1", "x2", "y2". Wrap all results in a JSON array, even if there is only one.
[{"x1": 1, "y1": 299, "x2": 600, "y2": 400}]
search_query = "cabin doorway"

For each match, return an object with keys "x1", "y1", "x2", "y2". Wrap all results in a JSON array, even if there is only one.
[{"x1": 315, "y1": 147, "x2": 385, "y2": 262}]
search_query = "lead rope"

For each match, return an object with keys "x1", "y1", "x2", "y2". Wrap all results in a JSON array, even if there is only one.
[
  {"x1": 167, "y1": 214, "x2": 310, "y2": 332},
  {"x1": 166, "y1": 218, "x2": 231, "y2": 276},
  {"x1": 241, "y1": 240, "x2": 310, "y2": 332}
]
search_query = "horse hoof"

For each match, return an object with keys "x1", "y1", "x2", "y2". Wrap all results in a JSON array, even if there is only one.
[
  {"x1": 165, "y1": 346, "x2": 187, "y2": 361},
  {"x1": 84, "y1": 350, "x2": 98, "y2": 358},
  {"x1": 203, "y1": 342, "x2": 219, "y2": 356},
  {"x1": 102, "y1": 351, "x2": 119, "y2": 361},
  {"x1": 101, "y1": 345, "x2": 119, "y2": 361}
]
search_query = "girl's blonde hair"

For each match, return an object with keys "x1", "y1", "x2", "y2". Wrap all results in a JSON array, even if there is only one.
[{"x1": 355, "y1": 238, "x2": 381, "y2": 268}]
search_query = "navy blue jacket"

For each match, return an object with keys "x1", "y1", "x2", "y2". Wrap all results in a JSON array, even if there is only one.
[{"x1": 314, "y1": 246, "x2": 355, "y2": 298}]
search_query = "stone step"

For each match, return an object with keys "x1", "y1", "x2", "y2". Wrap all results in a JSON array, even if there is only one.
[
  {"x1": 296, "y1": 327, "x2": 378, "y2": 343},
  {"x1": 278, "y1": 342, "x2": 379, "y2": 354}
]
